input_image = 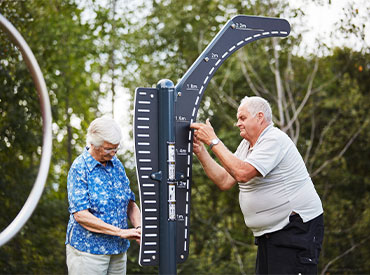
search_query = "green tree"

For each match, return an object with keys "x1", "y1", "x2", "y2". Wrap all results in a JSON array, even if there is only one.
[{"x1": 0, "y1": 0, "x2": 104, "y2": 273}]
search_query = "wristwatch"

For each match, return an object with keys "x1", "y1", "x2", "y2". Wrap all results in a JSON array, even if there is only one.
[{"x1": 209, "y1": 138, "x2": 220, "y2": 149}]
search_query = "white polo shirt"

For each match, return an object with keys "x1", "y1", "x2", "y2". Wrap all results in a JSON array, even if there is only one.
[{"x1": 235, "y1": 124, "x2": 323, "y2": 237}]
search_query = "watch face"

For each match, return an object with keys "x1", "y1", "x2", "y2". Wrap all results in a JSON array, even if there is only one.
[{"x1": 211, "y1": 138, "x2": 219, "y2": 145}]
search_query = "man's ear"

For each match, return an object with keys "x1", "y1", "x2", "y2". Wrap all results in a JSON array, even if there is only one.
[{"x1": 257, "y1": 112, "x2": 264, "y2": 123}]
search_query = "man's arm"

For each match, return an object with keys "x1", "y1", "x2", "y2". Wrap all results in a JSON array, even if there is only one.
[
  {"x1": 191, "y1": 119, "x2": 260, "y2": 185},
  {"x1": 210, "y1": 140, "x2": 260, "y2": 183},
  {"x1": 193, "y1": 136, "x2": 237, "y2": 190}
]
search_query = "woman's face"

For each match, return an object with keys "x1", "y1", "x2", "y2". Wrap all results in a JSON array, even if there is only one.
[{"x1": 91, "y1": 141, "x2": 119, "y2": 163}]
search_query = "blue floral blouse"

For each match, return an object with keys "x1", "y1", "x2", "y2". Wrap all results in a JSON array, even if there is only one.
[{"x1": 65, "y1": 147, "x2": 135, "y2": 255}]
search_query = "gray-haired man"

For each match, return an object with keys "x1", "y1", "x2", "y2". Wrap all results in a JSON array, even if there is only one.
[{"x1": 190, "y1": 96, "x2": 324, "y2": 274}]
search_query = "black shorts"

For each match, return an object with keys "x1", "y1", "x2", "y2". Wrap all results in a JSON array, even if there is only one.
[{"x1": 255, "y1": 214, "x2": 324, "y2": 275}]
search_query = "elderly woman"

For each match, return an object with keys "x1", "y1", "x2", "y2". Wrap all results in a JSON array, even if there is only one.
[{"x1": 65, "y1": 117, "x2": 141, "y2": 275}]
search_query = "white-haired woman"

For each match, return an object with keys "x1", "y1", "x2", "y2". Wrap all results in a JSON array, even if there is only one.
[{"x1": 65, "y1": 117, "x2": 141, "y2": 275}]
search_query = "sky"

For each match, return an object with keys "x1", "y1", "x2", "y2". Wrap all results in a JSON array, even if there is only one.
[
  {"x1": 96, "y1": 0, "x2": 369, "y2": 156},
  {"x1": 290, "y1": 0, "x2": 369, "y2": 55}
]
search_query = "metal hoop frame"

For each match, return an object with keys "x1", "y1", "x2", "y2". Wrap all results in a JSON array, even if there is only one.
[{"x1": 0, "y1": 14, "x2": 52, "y2": 247}]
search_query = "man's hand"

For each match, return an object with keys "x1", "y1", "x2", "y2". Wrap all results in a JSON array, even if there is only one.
[
  {"x1": 190, "y1": 118, "x2": 218, "y2": 146},
  {"x1": 192, "y1": 135, "x2": 206, "y2": 155}
]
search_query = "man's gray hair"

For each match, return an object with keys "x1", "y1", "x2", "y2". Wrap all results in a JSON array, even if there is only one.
[
  {"x1": 86, "y1": 117, "x2": 122, "y2": 147},
  {"x1": 240, "y1": 96, "x2": 273, "y2": 124}
]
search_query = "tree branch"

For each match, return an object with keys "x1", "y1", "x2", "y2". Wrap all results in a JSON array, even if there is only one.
[
  {"x1": 311, "y1": 119, "x2": 369, "y2": 178},
  {"x1": 282, "y1": 58, "x2": 319, "y2": 132},
  {"x1": 320, "y1": 236, "x2": 370, "y2": 275}
]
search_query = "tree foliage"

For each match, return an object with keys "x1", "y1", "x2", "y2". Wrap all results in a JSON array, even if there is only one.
[{"x1": 0, "y1": 0, "x2": 369, "y2": 274}]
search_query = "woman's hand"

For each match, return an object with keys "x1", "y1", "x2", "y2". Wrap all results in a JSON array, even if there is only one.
[{"x1": 118, "y1": 228, "x2": 141, "y2": 244}]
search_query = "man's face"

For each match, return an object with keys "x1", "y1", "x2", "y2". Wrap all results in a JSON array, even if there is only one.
[
  {"x1": 236, "y1": 104, "x2": 260, "y2": 142},
  {"x1": 93, "y1": 141, "x2": 119, "y2": 163}
]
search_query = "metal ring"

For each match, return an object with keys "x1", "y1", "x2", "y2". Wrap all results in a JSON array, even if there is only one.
[{"x1": 0, "y1": 14, "x2": 52, "y2": 247}]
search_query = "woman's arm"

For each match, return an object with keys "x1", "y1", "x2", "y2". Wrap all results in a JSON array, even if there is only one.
[
  {"x1": 73, "y1": 209, "x2": 140, "y2": 240},
  {"x1": 127, "y1": 200, "x2": 141, "y2": 228}
]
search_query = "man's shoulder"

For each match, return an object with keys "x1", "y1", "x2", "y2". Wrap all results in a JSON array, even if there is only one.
[{"x1": 264, "y1": 126, "x2": 290, "y2": 141}]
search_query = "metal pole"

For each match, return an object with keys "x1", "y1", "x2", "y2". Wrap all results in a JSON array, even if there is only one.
[{"x1": 157, "y1": 79, "x2": 177, "y2": 274}]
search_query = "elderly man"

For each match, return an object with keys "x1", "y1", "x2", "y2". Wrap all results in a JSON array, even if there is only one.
[
  {"x1": 191, "y1": 96, "x2": 324, "y2": 274},
  {"x1": 65, "y1": 117, "x2": 141, "y2": 275}
]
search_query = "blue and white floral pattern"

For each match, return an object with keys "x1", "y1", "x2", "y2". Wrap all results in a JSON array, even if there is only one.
[{"x1": 65, "y1": 147, "x2": 135, "y2": 255}]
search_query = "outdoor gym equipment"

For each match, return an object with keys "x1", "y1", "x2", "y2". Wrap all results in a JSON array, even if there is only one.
[
  {"x1": 134, "y1": 15, "x2": 290, "y2": 274},
  {"x1": 0, "y1": 14, "x2": 52, "y2": 247}
]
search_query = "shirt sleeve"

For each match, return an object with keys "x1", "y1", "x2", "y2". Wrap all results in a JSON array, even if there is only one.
[
  {"x1": 67, "y1": 162, "x2": 91, "y2": 214},
  {"x1": 246, "y1": 134, "x2": 284, "y2": 177}
]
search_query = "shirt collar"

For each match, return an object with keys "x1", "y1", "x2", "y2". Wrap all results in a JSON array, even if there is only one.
[
  {"x1": 248, "y1": 123, "x2": 274, "y2": 151},
  {"x1": 83, "y1": 147, "x2": 115, "y2": 172}
]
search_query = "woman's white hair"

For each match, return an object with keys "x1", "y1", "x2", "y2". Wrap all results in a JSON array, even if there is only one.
[
  {"x1": 240, "y1": 96, "x2": 273, "y2": 124},
  {"x1": 86, "y1": 117, "x2": 122, "y2": 147}
]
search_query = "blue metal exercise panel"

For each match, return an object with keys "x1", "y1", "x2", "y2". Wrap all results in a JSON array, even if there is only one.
[{"x1": 134, "y1": 15, "x2": 290, "y2": 268}]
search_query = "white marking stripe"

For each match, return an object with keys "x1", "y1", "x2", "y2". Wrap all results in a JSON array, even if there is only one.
[
  {"x1": 144, "y1": 192, "x2": 155, "y2": 195},
  {"x1": 192, "y1": 107, "x2": 196, "y2": 117},
  {"x1": 254, "y1": 33, "x2": 261, "y2": 38},
  {"x1": 199, "y1": 86, "x2": 204, "y2": 94},
  {"x1": 188, "y1": 143, "x2": 191, "y2": 152},
  {"x1": 144, "y1": 200, "x2": 156, "y2": 203},
  {"x1": 143, "y1": 259, "x2": 151, "y2": 262},
  {"x1": 245, "y1": 37, "x2": 252, "y2": 41},
  {"x1": 262, "y1": 32, "x2": 270, "y2": 35},
  {"x1": 137, "y1": 134, "x2": 149, "y2": 137},
  {"x1": 195, "y1": 96, "x2": 199, "y2": 105},
  {"x1": 145, "y1": 225, "x2": 158, "y2": 229},
  {"x1": 139, "y1": 150, "x2": 150, "y2": 154},
  {"x1": 209, "y1": 67, "x2": 215, "y2": 75},
  {"x1": 188, "y1": 131, "x2": 192, "y2": 141},
  {"x1": 138, "y1": 142, "x2": 150, "y2": 146},
  {"x1": 138, "y1": 126, "x2": 149, "y2": 129},
  {"x1": 141, "y1": 175, "x2": 149, "y2": 179},
  {"x1": 138, "y1": 101, "x2": 150, "y2": 104},
  {"x1": 138, "y1": 109, "x2": 150, "y2": 112},
  {"x1": 215, "y1": 59, "x2": 221, "y2": 66},
  {"x1": 203, "y1": 76, "x2": 209, "y2": 84},
  {"x1": 184, "y1": 241, "x2": 187, "y2": 251},
  {"x1": 237, "y1": 40, "x2": 244, "y2": 46},
  {"x1": 145, "y1": 217, "x2": 157, "y2": 220},
  {"x1": 186, "y1": 191, "x2": 189, "y2": 202},
  {"x1": 140, "y1": 167, "x2": 152, "y2": 171},
  {"x1": 271, "y1": 31, "x2": 279, "y2": 34},
  {"x1": 222, "y1": 52, "x2": 228, "y2": 58},
  {"x1": 145, "y1": 242, "x2": 157, "y2": 246},
  {"x1": 187, "y1": 155, "x2": 191, "y2": 165},
  {"x1": 229, "y1": 45, "x2": 236, "y2": 51},
  {"x1": 145, "y1": 209, "x2": 157, "y2": 212},
  {"x1": 142, "y1": 183, "x2": 154, "y2": 187},
  {"x1": 185, "y1": 216, "x2": 188, "y2": 227},
  {"x1": 186, "y1": 203, "x2": 188, "y2": 214},
  {"x1": 138, "y1": 117, "x2": 149, "y2": 121},
  {"x1": 139, "y1": 92, "x2": 147, "y2": 95},
  {"x1": 145, "y1": 233, "x2": 157, "y2": 237},
  {"x1": 144, "y1": 250, "x2": 156, "y2": 254},
  {"x1": 139, "y1": 159, "x2": 151, "y2": 162},
  {"x1": 185, "y1": 229, "x2": 187, "y2": 239},
  {"x1": 280, "y1": 31, "x2": 288, "y2": 34}
]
